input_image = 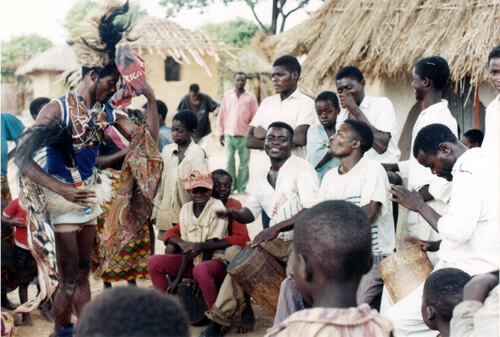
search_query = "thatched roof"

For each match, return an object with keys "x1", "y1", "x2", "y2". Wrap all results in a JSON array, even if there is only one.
[
  {"x1": 15, "y1": 44, "x2": 79, "y2": 76},
  {"x1": 129, "y1": 17, "x2": 235, "y2": 77},
  {"x1": 265, "y1": 0, "x2": 499, "y2": 89}
]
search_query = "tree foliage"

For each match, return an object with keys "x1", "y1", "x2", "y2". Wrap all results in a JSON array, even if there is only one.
[
  {"x1": 160, "y1": 0, "x2": 318, "y2": 35},
  {"x1": 202, "y1": 19, "x2": 261, "y2": 47},
  {"x1": 64, "y1": 0, "x2": 147, "y2": 30},
  {"x1": 1, "y1": 34, "x2": 53, "y2": 83}
]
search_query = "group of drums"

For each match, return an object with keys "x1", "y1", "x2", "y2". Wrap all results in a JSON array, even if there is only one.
[{"x1": 179, "y1": 243, "x2": 434, "y2": 323}]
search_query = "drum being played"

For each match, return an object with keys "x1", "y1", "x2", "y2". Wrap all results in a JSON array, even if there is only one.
[
  {"x1": 227, "y1": 246, "x2": 286, "y2": 316},
  {"x1": 378, "y1": 244, "x2": 434, "y2": 303}
]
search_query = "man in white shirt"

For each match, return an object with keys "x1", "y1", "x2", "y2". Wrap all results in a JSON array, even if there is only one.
[
  {"x1": 483, "y1": 45, "x2": 500, "y2": 154},
  {"x1": 202, "y1": 122, "x2": 319, "y2": 337},
  {"x1": 383, "y1": 57, "x2": 458, "y2": 259},
  {"x1": 246, "y1": 55, "x2": 316, "y2": 159},
  {"x1": 386, "y1": 123, "x2": 499, "y2": 337},
  {"x1": 274, "y1": 119, "x2": 395, "y2": 325},
  {"x1": 335, "y1": 66, "x2": 400, "y2": 164}
]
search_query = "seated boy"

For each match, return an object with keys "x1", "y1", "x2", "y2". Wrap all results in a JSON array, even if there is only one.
[
  {"x1": 421, "y1": 268, "x2": 471, "y2": 337},
  {"x1": 152, "y1": 110, "x2": 208, "y2": 241},
  {"x1": 162, "y1": 169, "x2": 250, "y2": 262},
  {"x1": 266, "y1": 200, "x2": 394, "y2": 336},
  {"x1": 148, "y1": 168, "x2": 228, "y2": 311},
  {"x1": 306, "y1": 91, "x2": 341, "y2": 182}
]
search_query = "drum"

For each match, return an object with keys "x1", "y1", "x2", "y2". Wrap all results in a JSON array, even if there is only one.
[
  {"x1": 227, "y1": 246, "x2": 286, "y2": 316},
  {"x1": 177, "y1": 279, "x2": 206, "y2": 324},
  {"x1": 378, "y1": 244, "x2": 434, "y2": 303}
]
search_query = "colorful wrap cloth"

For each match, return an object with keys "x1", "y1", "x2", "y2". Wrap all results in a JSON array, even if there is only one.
[
  {"x1": 94, "y1": 125, "x2": 162, "y2": 277},
  {"x1": 1, "y1": 312, "x2": 16, "y2": 337},
  {"x1": 91, "y1": 169, "x2": 151, "y2": 282},
  {"x1": 14, "y1": 175, "x2": 57, "y2": 314}
]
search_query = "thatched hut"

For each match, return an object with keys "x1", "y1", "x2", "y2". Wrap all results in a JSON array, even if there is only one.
[
  {"x1": 265, "y1": 0, "x2": 499, "y2": 158},
  {"x1": 15, "y1": 44, "x2": 78, "y2": 99}
]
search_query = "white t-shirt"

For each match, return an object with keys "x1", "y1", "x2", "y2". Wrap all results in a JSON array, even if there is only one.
[
  {"x1": 437, "y1": 148, "x2": 499, "y2": 276},
  {"x1": 245, "y1": 156, "x2": 319, "y2": 241},
  {"x1": 250, "y1": 88, "x2": 316, "y2": 159},
  {"x1": 318, "y1": 157, "x2": 395, "y2": 256},
  {"x1": 336, "y1": 95, "x2": 401, "y2": 163},
  {"x1": 399, "y1": 100, "x2": 458, "y2": 242}
]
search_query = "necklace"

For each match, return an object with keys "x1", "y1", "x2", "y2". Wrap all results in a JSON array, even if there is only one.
[{"x1": 69, "y1": 91, "x2": 107, "y2": 151}]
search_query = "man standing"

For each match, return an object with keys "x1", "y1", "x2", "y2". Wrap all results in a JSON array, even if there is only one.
[
  {"x1": 482, "y1": 45, "x2": 499, "y2": 167},
  {"x1": 16, "y1": 4, "x2": 159, "y2": 336},
  {"x1": 246, "y1": 55, "x2": 316, "y2": 160},
  {"x1": 335, "y1": 66, "x2": 400, "y2": 164},
  {"x1": 217, "y1": 72, "x2": 258, "y2": 194},
  {"x1": 383, "y1": 56, "x2": 458, "y2": 260},
  {"x1": 177, "y1": 83, "x2": 219, "y2": 148},
  {"x1": 386, "y1": 123, "x2": 498, "y2": 336},
  {"x1": 202, "y1": 122, "x2": 319, "y2": 337}
]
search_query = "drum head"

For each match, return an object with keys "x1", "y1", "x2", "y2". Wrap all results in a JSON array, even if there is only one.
[
  {"x1": 177, "y1": 281, "x2": 206, "y2": 324},
  {"x1": 227, "y1": 246, "x2": 256, "y2": 273}
]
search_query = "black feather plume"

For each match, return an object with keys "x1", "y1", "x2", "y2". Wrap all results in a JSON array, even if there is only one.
[{"x1": 16, "y1": 119, "x2": 76, "y2": 169}]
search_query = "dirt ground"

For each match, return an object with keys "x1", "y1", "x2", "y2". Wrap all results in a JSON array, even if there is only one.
[{"x1": 5, "y1": 115, "x2": 274, "y2": 337}]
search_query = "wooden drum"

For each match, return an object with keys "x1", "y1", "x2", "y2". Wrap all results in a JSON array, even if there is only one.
[
  {"x1": 378, "y1": 244, "x2": 434, "y2": 303},
  {"x1": 227, "y1": 246, "x2": 286, "y2": 316}
]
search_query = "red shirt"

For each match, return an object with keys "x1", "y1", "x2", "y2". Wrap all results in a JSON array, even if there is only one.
[
  {"x1": 3, "y1": 199, "x2": 28, "y2": 249},
  {"x1": 163, "y1": 197, "x2": 250, "y2": 248}
]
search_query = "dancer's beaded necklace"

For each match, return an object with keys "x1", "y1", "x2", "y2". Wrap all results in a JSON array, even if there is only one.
[{"x1": 69, "y1": 91, "x2": 108, "y2": 152}]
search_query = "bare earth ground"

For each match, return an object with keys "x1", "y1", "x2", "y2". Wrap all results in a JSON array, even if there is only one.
[{"x1": 6, "y1": 116, "x2": 274, "y2": 337}]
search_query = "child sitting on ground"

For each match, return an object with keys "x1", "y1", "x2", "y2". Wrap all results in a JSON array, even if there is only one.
[
  {"x1": 152, "y1": 110, "x2": 208, "y2": 241},
  {"x1": 266, "y1": 200, "x2": 393, "y2": 337},
  {"x1": 306, "y1": 91, "x2": 341, "y2": 182},
  {"x1": 421, "y1": 268, "x2": 471, "y2": 337},
  {"x1": 148, "y1": 168, "x2": 228, "y2": 311}
]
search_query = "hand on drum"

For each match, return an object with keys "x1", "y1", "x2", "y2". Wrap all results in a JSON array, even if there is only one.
[
  {"x1": 167, "y1": 277, "x2": 181, "y2": 295},
  {"x1": 183, "y1": 278, "x2": 202, "y2": 297},
  {"x1": 389, "y1": 184, "x2": 425, "y2": 212},
  {"x1": 404, "y1": 236, "x2": 441, "y2": 252},
  {"x1": 251, "y1": 226, "x2": 280, "y2": 247}
]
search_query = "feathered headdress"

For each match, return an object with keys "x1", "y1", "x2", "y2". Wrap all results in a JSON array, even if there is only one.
[{"x1": 67, "y1": 0, "x2": 131, "y2": 69}]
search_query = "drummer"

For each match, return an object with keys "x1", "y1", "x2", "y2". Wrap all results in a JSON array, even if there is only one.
[
  {"x1": 201, "y1": 122, "x2": 319, "y2": 337},
  {"x1": 386, "y1": 124, "x2": 498, "y2": 336}
]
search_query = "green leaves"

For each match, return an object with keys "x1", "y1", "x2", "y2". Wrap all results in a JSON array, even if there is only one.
[
  {"x1": 1, "y1": 34, "x2": 52, "y2": 83},
  {"x1": 202, "y1": 19, "x2": 261, "y2": 47}
]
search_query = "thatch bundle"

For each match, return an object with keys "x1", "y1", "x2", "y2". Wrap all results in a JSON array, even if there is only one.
[{"x1": 265, "y1": 0, "x2": 499, "y2": 90}]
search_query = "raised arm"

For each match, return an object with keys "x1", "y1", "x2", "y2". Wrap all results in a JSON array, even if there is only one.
[
  {"x1": 245, "y1": 126, "x2": 266, "y2": 150},
  {"x1": 293, "y1": 124, "x2": 310, "y2": 147},
  {"x1": 114, "y1": 81, "x2": 158, "y2": 141}
]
